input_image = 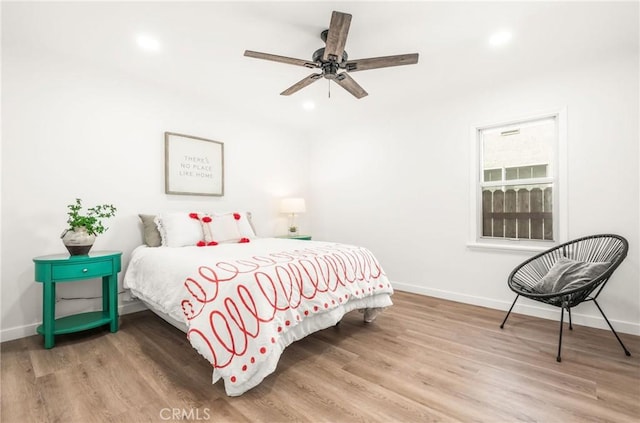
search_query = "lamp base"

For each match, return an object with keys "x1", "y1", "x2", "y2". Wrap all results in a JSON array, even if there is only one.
[{"x1": 288, "y1": 226, "x2": 299, "y2": 236}]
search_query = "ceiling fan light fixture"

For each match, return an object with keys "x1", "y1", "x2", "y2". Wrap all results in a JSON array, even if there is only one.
[
  {"x1": 136, "y1": 34, "x2": 161, "y2": 52},
  {"x1": 244, "y1": 10, "x2": 419, "y2": 99},
  {"x1": 489, "y1": 30, "x2": 512, "y2": 47}
]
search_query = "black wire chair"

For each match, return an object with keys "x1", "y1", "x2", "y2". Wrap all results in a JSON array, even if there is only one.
[{"x1": 500, "y1": 234, "x2": 631, "y2": 362}]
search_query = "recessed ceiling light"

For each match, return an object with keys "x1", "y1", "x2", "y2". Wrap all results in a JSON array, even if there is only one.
[
  {"x1": 302, "y1": 101, "x2": 315, "y2": 111},
  {"x1": 489, "y1": 30, "x2": 512, "y2": 47},
  {"x1": 136, "y1": 34, "x2": 161, "y2": 52}
]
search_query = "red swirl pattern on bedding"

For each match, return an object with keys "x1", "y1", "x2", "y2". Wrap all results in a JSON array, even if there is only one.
[{"x1": 179, "y1": 242, "x2": 392, "y2": 395}]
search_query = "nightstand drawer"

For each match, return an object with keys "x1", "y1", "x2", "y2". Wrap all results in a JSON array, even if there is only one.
[{"x1": 52, "y1": 260, "x2": 112, "y2": 280}]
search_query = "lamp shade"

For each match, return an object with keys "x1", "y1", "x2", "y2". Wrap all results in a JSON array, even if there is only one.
[{"x1": 280, "y1": 197, "x2": 306, "y2": 214}]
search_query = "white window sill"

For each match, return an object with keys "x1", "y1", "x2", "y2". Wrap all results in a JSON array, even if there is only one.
[{"x1": 466, "y1": 241, "x2": 553, "y2": 254}]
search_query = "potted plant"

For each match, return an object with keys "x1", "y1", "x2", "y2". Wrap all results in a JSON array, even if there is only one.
[{"x1": 61, "y1": 198, "x2": 117, "y2": 255}]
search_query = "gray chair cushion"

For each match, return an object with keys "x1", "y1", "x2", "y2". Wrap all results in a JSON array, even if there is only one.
[{"x1": 533, "y1": 257, "x2": 609, "y2": 294}]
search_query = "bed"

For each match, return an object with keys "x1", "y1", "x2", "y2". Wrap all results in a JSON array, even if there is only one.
[{"x1": 123, "y1": 213, "x2": 393, "y2": 396}]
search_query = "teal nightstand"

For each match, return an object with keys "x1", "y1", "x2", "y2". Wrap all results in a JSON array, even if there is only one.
[
  {"x1": 277, "y1": 235, "x2": 312, "y2": 240},
  {"x1": 33, "y1": 250, "x2": 122, "y2": 349}
]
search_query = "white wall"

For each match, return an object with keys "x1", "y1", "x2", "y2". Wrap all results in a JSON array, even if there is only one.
[
  {"x1": 2, "y1": 3, "x2": 638, "y2": 344},
  {"x1": 309, "y1": 53, "x2": 640, "y2": 335},
  {"x1": 1, "y1": 47, "x2": 310, "y2": 340}
]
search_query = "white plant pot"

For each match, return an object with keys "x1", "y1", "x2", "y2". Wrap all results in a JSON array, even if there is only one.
[{"x1": 61, "y1": 227, "x2": 96, "y2": 256}]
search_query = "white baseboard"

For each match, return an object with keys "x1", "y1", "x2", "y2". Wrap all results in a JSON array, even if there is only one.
[
  {"x1": 392, "y1": 281, "x2": 640, "y2": 336},
  {"x1": 0, "y1": 300, "x2": 148, "y2": 344}
]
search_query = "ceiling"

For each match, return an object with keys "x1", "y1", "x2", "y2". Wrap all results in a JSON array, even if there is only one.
[{"x1": 3, "y1": 1, "x2": 638, "y2": 133}]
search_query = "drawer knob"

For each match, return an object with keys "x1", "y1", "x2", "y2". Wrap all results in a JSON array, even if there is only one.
[{"x1": 82, "y1": 268, "x2": 88, "y2": 273}]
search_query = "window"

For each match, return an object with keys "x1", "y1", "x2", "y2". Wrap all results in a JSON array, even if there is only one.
[{"x1": 470, "y1": 111, "x2": 566, "y2": 250}]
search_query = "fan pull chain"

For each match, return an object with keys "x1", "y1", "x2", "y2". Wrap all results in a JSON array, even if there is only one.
[{"x1": 328, "y1": 80, "x2": 331, "y2": 98}]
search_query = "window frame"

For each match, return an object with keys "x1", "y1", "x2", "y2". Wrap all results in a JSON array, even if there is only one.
[{"x1": 468, "y1": 109, "x2": 568, "y2": 252}]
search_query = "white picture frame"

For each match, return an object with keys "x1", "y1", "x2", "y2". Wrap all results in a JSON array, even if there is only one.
[{"x1": 164, "y1": 132, "x2": 224, "y2": 196}]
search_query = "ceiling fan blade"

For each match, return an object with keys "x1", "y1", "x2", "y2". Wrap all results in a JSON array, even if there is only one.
[
  {"x1": 322, "y1": 11, "x2": 352, "y2": 63},
  {"x1": 244, "y1": 50, "x2": 318, "y2": 69},
  {"x1": 344, "y1": 53, "x2": 419, "y2": 72},
  {"x1": 280, "y1": 73, "x2": 323, "y2": 96},
  {"x1": 334, "y1": 73, "x2": 368, "y2": 99}
]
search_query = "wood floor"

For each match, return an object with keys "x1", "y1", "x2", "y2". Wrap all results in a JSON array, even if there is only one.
[{"x1": 2, "y1": 291, "x2": 639, "y2": 423}]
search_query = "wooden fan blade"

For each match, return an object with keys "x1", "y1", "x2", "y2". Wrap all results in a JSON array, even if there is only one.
[
  {"x1": 244, "y1": 50, "x2": 318, "y2": 68},
  {"x1": 322, "y1": 11, "x2": 352, "y2": 63},
  {"x1": 334, "y1": 73, "x2": 368, "y2": 99},
  {"x1": 344, "y1": 53, "x2": 419, "y2": 72},
  {"x1": 280, "y1": 73, "x2": 323, "y2": 96}
]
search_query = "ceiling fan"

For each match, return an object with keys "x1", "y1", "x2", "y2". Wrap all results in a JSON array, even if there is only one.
[{"x1": 244, "y1": 11, "x2": 419, "y2": 99}]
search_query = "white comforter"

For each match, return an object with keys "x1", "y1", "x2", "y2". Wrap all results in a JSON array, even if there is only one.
[{"x1": 123, "y1": 238, "x2": 393, "y2": 396}]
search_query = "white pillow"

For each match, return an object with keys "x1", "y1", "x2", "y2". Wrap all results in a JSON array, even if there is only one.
[
  {"x1": 199, "y1": 212, "x2": 257, "y2": 245},
  {"x1": 155, "y1": 212, "x2": 204, "y2": 247},
  {"x1": 201, "y1": 213, "x2": 242, "y2": 243},
  {"x1": 231, "y1": 211, "x2": 256, "y2": 238}
]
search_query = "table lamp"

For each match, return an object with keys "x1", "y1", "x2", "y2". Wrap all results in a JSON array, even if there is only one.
[{"x1": 280, "y1": 197, "x2": 306, "y2": 236}]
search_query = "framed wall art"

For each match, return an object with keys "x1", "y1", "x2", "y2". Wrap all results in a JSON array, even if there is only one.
[{"x1": 164, "y1": 132, "x2": 224, "y2": 196}]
